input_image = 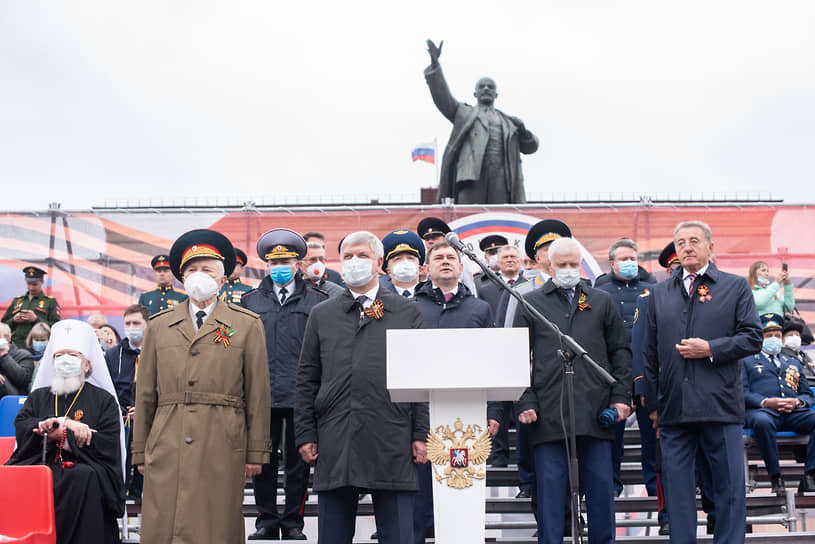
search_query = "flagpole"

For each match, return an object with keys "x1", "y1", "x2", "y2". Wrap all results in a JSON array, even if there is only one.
[{"x1": 433, "y1": 137, "x2": 439, "y2": 188}]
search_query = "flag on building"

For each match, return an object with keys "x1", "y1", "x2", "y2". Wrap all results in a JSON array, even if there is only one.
[{"x1": 411, "y1": 142, "x2": 435, "y2": 164}]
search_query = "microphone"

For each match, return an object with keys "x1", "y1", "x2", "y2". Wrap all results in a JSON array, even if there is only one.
[{"x1": 444, "y1": 232, "x2": 478, "y2": 261}]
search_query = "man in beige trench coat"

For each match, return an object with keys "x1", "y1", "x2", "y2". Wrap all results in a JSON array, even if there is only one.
[{"x1": 133, "y1": 229, "x2": 271, "y2": 543}]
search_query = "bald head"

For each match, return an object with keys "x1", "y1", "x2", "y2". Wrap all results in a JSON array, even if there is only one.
[{"x1": 474, "y1": 77, "x2": 497, "y2": 106}]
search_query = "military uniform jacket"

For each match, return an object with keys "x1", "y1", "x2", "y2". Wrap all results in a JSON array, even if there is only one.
[
  {"x1": 241, "y1": 275, "x2": 328, "y2": 409},
  {"x1": 1, "y1": 292, "x2": 61, "y2": 347},
  {"x1": 219, "y1": 278, "x2": 254, "y2": 306},
  {"x1": 742, "y1": 351, "x2": 815, "y2": 410},
  {"x1": 514, "y1": 280, "x2": 632, "y2": 443},
  {"x1": 132, "y1": 299, "x2": 271, "y2": 544},
  {"x1": 643, "y1": 263, "x2": 763, "y2": 425},
  {"x1": 137, "y1": 285, "x2": 187, "y2": 315},
  {"x1": 295, "y1": 287, "x2": 429, "y2": 492}
]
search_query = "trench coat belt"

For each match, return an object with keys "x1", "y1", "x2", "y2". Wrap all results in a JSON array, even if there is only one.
[{"x1": 157, "y1": 391, "x2": 245, "y2": 409}]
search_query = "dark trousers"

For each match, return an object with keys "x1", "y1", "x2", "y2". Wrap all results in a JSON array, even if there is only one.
[
  {"x1": 252, "y1": 408, "x2": 310, "y2": 530},
  {"x1": 123, "y1": 425, "x2": 143, "y2": 498},
  {"x1": 318, "y1": 486, "x2": 414, "y2": 544},
  {"x1": 661, "y1": 422, "x2": 745, "y2": 544},
  {"x1": 516, "y1": 411, "x2": 536, "y2": 492},
  {"x1": 488, "y1": 401, "x2": 513, "y2": 466},
  {"x1": 611, "y1": 419, "x2": 626, "y2": 496},
  {"x1": 413, "y1": 462, "x2": 434, "y2": 544},
  {"x1": 534, "y1": 437, "x2": 615, "y2": 544},
  {"x1": 746, "y1": 407, "x2": 815, "y2": 476}
]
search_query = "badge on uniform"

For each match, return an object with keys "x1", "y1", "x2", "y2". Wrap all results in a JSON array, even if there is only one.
[
  {"x1": 577, "y1": 293, "x2": 591, "y2": 312},
  {"x1": 754, "y1": 363, "x2": 763, "y2": 374},
  {"x1": 786, "y1": 366, "x2": 800, "y2": 390},
  {"x1": 697, "y1": 285, "x2": 711, "y2": 303}
]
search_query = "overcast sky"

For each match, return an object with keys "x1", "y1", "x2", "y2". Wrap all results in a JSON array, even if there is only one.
[{"x1": 1, "y1": 1, "x2": 813, "y2": 211}]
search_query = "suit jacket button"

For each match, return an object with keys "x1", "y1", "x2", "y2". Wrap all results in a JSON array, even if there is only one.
[
  {"x1": 188, "y1": 380, "x2": 196, "y2": 386},
  {"x1": 185, "y1": 437, "x2": 193, "y2": 444},
  {"x1": 190, "y1": 349, "x2": 199, "y2": 356}
]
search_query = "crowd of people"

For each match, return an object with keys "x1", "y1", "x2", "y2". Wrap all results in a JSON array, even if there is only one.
[{"x1": 1, "y1": 216, "x2": 813, "y2": 544}]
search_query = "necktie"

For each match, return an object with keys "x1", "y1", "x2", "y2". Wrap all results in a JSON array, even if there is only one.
[
  {"x1": 356, "y1": 295, "x2": 368, "y2": 308},
  {"x1": 564, "y1": 289, "x2": 574, "y2": 303},
  {"x1": 279, "y1": 287, "x2": 288, "y2": 305},
  {"x1": 444, "y1": 292, "x2": 453, "y2": 303},
  {"x1": 508, "y1": 279, "x2": 515, "y2": 286},
  {"x1": 687, "y1": 273, "x2": 698, "y2": 295},
  {"x1": 402, "y1": 290, "x2": 411, "y2": 298},
  {"x1": 195, "y1": 310, "x2": 206, "y2": 329},
  {"x1": 770, "y1": 354, "x2": 779, "y2": 369}
]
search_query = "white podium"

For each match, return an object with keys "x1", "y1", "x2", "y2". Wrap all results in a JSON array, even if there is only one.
[{"x1": 387, "y1": 328, "x2": 530, "y2": 544}]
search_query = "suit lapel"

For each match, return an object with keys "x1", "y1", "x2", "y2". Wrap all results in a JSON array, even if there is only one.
[{"x1": 194, "y1": 301, "x2": 231, "y2": 344}]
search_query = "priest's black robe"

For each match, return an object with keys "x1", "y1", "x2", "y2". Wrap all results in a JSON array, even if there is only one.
[{"x1": 6, "y1": 383, "x2": 124, "y2": 544}]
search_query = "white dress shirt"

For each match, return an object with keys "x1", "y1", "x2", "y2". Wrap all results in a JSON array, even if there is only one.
[
  {"x1": 189, "y1": 300, "x2": 217, "y2": 332},
  {"x1": 348, "y1": 285, "x2": 380, "y2": 309}
]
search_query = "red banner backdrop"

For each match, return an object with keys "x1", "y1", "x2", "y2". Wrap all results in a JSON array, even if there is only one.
[{"x1": 2, "y1": 204, "x2": 814, "y2": 326}]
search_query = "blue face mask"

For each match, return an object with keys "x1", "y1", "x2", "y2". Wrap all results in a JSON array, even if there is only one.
[
  {"x1": 618, "y1": 260, "x2": 639, "y2": 280},
  {"x1": 32, "y1": 340, "x2": 48, "y2": 353},
  {"x1": 763, "y1": 336, "x2": 783, "y2": 355},
  {"x1": 269, "y1": 264, "x2": 294, "y2": 286}
]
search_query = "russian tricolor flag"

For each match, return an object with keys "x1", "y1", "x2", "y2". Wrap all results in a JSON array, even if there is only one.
[{"x1": 411, "y1": 143, "x2": 435, "y2": 164}]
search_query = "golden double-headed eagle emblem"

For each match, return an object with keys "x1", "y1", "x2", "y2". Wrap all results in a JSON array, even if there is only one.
[{"x1": 426, "y1": 417, "x2": 492, "y2": 489}]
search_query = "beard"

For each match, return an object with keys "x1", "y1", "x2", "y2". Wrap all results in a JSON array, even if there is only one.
[{"x1": 51, "y1": 373, "x2": 85, "y2": 396}]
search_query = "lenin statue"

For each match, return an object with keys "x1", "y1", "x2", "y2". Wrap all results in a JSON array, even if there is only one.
[{"x1": 424, "y1": 39, "x2": 539, "y2": 204}]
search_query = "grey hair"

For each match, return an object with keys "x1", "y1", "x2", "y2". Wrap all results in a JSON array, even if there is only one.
[
  {"x1": 608, "y1": 238, "x2": 638, "y2": 261},
  {"x1": 674, "y1": 221, "x2": 713, "y2": 244},
  {"x1": 0, "y1": 323, "x2": 10, "y2": 339},
  {"x1": 306, "y1": 241, "x2": 324, "y2": 250},
  {"x1": 548, "y1": 237, "x2": 582, "y2": 261},
  {"x1": 340, "y1": 231, "x2": 384, "y2": 259},
  {"x1": 498, "y1": 245, "x2": 522, "y2": 258}
]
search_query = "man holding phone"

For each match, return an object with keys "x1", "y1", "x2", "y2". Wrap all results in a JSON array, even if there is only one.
[{"x1": 1, "y1": 266, "x2": 61, "y2": 348}]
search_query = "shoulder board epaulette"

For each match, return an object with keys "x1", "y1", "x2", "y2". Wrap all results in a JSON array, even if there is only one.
[
  {"x1": 226, "y1": 302, "x2": 260, "y2": 318},
  {"x1": 149, "y1": 307, "x2": 174, "y2": 320},
  {"x1": 46, "y1": 295, "x2": 54, "y2": 300}
]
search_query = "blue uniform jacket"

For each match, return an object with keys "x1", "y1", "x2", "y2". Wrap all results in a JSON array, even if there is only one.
[
  {"x1": 241, "y1": 274, "x2": 329, "y2": 409},
  {"x1": 643, "y1": 263, "x2": 762, "y2": 424},
  {"x1": 742, "y1": 351, "x2": 815, "y2": 410},
  {"x1": 594, "y1": 274, "x2": 654, "y2": 341},
  {"x1": 630, "y1": 292, "x2": 651, "y2": 397}
]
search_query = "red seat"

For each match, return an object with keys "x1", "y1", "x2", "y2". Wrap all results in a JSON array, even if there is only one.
[
  {"x1": 0, "y1": 436, "x2": 15, "y2": 464},
  {"x1": 0, "y1": 466, "x2": 56, "y2": 543}
]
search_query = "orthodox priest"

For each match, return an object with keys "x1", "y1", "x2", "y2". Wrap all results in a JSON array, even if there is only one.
[{"x1": 6, "y1": 319, "x2": 125, "y2": 544}]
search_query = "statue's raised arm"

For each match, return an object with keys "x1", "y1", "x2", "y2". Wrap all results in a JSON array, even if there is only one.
[
  {"x1": 426, "y1": 39, "x2": 443, "y2": 67},
  {"x1": 422, "y1": 40, "x2": 539, "y2": 205}
]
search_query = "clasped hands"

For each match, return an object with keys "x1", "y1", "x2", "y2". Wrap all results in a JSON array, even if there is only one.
[
  {"x1": 763, "y1": 397, "x2": 802, "y2": 413},
  {"x1": 34, "y1": 417, "x2": 96, "y2": 447}
]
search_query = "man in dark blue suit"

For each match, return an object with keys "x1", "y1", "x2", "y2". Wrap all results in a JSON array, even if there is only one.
[
  {"x1": 644, "y1": 220, "x2": 762, "y2": 544},
  {"x1": 743, "y1": 313, "x2": 815, "y2": 494}
]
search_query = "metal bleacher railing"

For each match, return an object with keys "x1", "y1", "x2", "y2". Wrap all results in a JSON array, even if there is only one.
[{"x1": 116, "y1": 427, "x2": 815, "y2": 543}]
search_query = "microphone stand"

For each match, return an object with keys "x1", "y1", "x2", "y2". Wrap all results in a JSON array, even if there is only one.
[{"x1": 447, "y1": 233, "x2": 615, "y2": 543}]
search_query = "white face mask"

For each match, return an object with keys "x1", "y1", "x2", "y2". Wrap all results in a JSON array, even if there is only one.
[
  {"x1": 184, "y1": 271, "x2": 219, "y2": 302},
  {"x1": 391, "y1": 260, "x2": 419, "y2": 283},
  {"x1": 54, "y1": 354, "x2": 83, "y2": 377},
  {"x1": 342, "y1": 257, "x2": 374, "y2": 288},
  {"x1": 554, "y1": 267, "x2": 581, "y2": 289},
  {"x1": 757, "y1": 276, "x2": 771, "y2": 287},
  {"x1": 305, "y1": 261, "x2": 326, "y2": 280},
  {"x1": 785, "y1": 335, "x2": 802, "y2": 350},
  {"x1": 125, "y1": 327, "x2": 145, "y2": 345},
  {"x1": 488, "y1": 255, "x2": 499, "y2": 270}
]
